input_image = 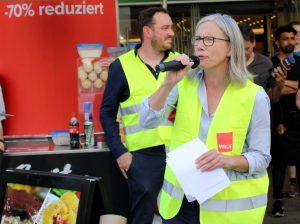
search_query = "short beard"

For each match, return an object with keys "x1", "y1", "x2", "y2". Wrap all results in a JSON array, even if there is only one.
[
  {"x1": 282, "y1": 45, "x2": 295, "y2": 54},
  {"x1": 151, "y1": 38, "x2": 173, "y2": 51}
]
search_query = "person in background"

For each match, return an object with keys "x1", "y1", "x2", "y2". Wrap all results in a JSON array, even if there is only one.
[
  {"x1": 238, "y1": 23, "x2": 273, "y2": 90},
  {"x1": 238, "y1": 23, "x2": 286, "y2": 102},
  {"x1": 289, "y1": 21, "x2": 300, "y2": 56},
  {"x1": 139, "y1": 13, "x2": 271, "y2": 224},
  {"x1": 270, "y1": 25, "x2": 300, "y2": 217},
  {"x1": 0, "y1": 85, "x2": 6, "y2": 152},
  {"x1": 100, "y1": 7, "x2": 177, "y2": 224},
  {"x1": 286, "y1": 21, "x2": 300, "y2": 199}
]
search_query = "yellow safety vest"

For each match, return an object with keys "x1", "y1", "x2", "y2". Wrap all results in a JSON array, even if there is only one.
[
  {"x1": 159, "y1": 76, "x2": 269, "y2": 224},
  {"x1": 119, "y1": 50, "x2": 177, "y2": 151}
]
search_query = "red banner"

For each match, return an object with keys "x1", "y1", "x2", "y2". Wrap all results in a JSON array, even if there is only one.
[{"x1": 0, "y1": 0, "x2": 118, "y2": 135}]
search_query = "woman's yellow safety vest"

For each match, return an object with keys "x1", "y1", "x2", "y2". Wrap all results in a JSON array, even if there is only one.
[
  {"x1": 158, "y1": 76, "x2": 269, "y2": 224},
  {"x1": 119, "y1": 50, "x2": 177, "y2": 151}
]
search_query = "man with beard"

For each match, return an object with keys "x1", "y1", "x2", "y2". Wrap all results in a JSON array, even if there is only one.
[
  {"x1": 100, "y1": 7, "x2": 177, "y2": 224},
  {"x1": 270, "y1": 25, "x2": 300, "y2": 217}
]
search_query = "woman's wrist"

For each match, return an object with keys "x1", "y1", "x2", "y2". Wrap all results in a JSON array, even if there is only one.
[
  {"x1": 223, "y1": 155, "x2": 249, "y2": 172},
  {"x1": 162, "y1": 80, "x2": 176, "y2": 90}
]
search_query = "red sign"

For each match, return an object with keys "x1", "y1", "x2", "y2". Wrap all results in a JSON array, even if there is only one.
[
  {"x1": 0, "y1": 0, "x2": 118, "y2": 135},
  {"x1": 217, "y1": 132, "x2": 233, "y2": 152}
]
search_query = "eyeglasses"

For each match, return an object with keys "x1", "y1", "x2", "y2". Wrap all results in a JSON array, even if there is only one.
[{"x1": 191, "y1": 36, "x2": 230, "y2": 46}]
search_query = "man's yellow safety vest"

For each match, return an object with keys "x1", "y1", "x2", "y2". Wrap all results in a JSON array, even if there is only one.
[{"x1": 119, "y1": 50, "x2": 177, "y2": 151}]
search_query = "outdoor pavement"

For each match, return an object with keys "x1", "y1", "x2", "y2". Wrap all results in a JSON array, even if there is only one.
[
  {"x1": 264, "y1": 167, "x2": 300, "y2": 224},
  {"x1": 264, "y1": 195, "x2": 300, "y2": 224}
]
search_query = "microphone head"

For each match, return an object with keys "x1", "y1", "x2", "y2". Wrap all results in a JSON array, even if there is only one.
[
  {"x1": 189, "y1": 54, "x2": 200, "y2": 68},
  {"x1": 281, "y1": 56, "x2": 295, "y2": 70},
  {"x1": 155, "y1": 64, "x2": 164, "y2": 73}
]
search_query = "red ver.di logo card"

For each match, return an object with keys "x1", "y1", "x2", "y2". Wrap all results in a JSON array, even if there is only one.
[{"x1": 217, "y1": 132, "x2": 233, "y2": 152}]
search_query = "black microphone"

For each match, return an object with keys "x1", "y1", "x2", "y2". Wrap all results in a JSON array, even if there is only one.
[{"x1": 155, "y1": 54, "x2": 200, "y2": 73}]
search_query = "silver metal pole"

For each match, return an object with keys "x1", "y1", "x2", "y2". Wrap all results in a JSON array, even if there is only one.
[{"x1": 162, "y1": 0, "x2": 167, "y2": 9}]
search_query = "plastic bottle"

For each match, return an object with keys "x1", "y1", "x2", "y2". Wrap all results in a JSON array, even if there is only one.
[
  {"x1": 69, "y1": 114, "x2": 80, "y2": 149},
  {"x1": 84, "y1": 102, "x2": 94, "y2": 148}
]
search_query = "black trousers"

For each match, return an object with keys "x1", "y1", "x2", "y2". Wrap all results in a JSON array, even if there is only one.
[
  {"x1": 272, "y1": 165, "x2": 300, "y2": 199},
  {"x1": 162, "y1": 197, "x2": 199, "y2": 224},
  {"x1": 272, "y1": 164, "x2": 286, "y2": 199},
  {"x1": 127, "y1": 146, "x2": 166, "y2": 224}
]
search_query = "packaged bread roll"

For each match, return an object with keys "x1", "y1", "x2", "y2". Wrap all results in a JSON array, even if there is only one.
[
  {"x1": 100, "y1": 70, "x2": 108, "y2": 81},
  {"x1": 94, "y1": 78, "x2": 104, "y2": 89},
  {"x1": 78, "y1": 66, "x2": 88, "y2": 80},
  {"x1": 82, "y1": 60, "x2": 93, "y2": 73},
  {"x1": 81, "y1": 79, "x2": 92, "y2": 89},
  {"x1": 88, "y1": 71, "x2": 97, "y2": 81},
  {"x1": 93, "y1": 61, "x2": 103, "y2": 74}
]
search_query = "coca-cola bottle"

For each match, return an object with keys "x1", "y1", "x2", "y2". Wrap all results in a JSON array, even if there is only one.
[{"x1": 69, "y1": 114, "x2": 80, "y2": 149}]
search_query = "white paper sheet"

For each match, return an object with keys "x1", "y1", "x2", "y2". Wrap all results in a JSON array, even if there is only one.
[{"x1": 167, "y1": 138, "x2": 231, "y2": 204}]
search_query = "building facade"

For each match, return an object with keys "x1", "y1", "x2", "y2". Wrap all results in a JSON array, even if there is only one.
[{"x1": 117, "y1": 0, "x2": 300, "y2": 56}]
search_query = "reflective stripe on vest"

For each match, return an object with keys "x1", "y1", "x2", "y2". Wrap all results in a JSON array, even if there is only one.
[
  {"x1": 202, "y1": 193, "x2": 267, "y2": 212},
  {"x1": 119, "y1": 50, "x2": 177, "y2": 151},
  {"x1": 161, "y1": 178, "x2": 184, "y2": 200},
  {"x1": 165, "y1": 145, "x2": 170, "y2": 153},
  {"x1": 120, "y1": 104, "x2": 140, "y2": 116},
  {"x1": 120, "y1": 102, "x2": 173, "y2": 135},
  {"x1": 224, "y1": 169, "x2": 267, "y2": 181},
  {"x1": 123, "y1": 119, "x2": 173, "y2": 135}
]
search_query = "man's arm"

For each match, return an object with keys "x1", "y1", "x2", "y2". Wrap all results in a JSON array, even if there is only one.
[
  {"x1": 267, "y1": 66, "x2": 286, "y2": 103},
  {"x1": 282, "y1": 80, "x2": 298, "y2": 95},
  {"x1": 100, "y1": 59, "x2": 132, "y2": 178},
  {"x1": 296, "y1": 87, "x2": 300, "y2": 110},
  {"x1": 100, "y1": 59, "x2": 129, "y2": 158}
]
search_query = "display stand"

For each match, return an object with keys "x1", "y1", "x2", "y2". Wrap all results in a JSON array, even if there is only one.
[
  {"x1": 0, "y1": 168, "x2": 105, "y2": 224},
  {"x1": 2, "y1": 149, "x2": 129, "y2": 218}
]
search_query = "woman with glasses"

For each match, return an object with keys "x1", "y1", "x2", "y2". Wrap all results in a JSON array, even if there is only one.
[{"x1": 139, "y1": 13, "x2": 271, "y2": 224}]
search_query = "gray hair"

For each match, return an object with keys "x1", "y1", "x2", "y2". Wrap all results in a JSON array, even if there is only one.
[{"x1": 189, "y1": 13, "x2": 251, "y2": 84}]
